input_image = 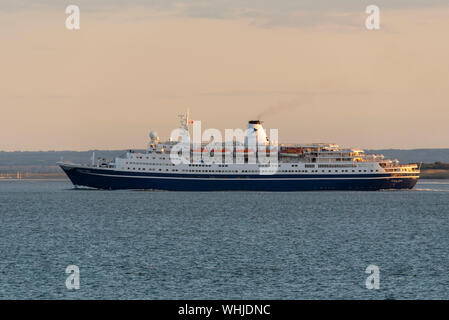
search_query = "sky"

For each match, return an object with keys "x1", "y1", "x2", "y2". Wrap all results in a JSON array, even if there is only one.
[{"x1": 1, "y1": 1, "x2": 448, "y2": 151}]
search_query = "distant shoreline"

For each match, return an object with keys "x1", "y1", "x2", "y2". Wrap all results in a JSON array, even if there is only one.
[
  {"x1": 419, "y1": 169, "x2": 449, "y2": 179},
  {"x1": 420, "y1": 163, "x2": 449, "y2": 179},
  {"x1": 0, "y1": 173, "x2": 66, "y2": 180}
]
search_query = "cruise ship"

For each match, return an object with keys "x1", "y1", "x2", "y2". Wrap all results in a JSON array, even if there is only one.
[{"x1": 59, "y1": 111, "x2": 420, "y2": 191}]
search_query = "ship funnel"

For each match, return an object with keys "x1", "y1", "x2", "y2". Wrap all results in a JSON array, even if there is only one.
[{"x1": 246, "y1": 120, "x2": 268, "y2": 146}]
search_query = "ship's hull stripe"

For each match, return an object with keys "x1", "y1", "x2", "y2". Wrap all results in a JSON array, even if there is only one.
[{"x1": 84, "y1": 171, "x2": 417, "y2": 180}]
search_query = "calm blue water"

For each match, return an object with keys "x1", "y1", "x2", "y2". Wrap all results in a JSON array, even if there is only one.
[{"x1": 0, "y1": 179, "x2": 449, "y2": 299}]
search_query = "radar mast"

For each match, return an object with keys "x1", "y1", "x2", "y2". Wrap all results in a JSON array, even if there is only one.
[{"x1": 178, "y1": 108, "x2": 191, "y2": 131}]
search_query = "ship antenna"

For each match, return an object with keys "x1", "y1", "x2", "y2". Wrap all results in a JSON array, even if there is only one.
[{"x1": 178, "y1": 108, "x2": 191, "y2": 131}]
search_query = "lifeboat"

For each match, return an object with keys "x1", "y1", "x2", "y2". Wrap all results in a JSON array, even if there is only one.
[{"x1": 279, "y1": 146, "x2": 304, "y2": 157}]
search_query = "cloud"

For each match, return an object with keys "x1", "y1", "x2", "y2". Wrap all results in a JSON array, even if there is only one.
[{"x1": 2, "y1": 0, "x2": 449, "y2": 28}]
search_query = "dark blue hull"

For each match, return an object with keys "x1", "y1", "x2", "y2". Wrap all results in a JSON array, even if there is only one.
[{"x1": 60, "y1": 164, "x2": 419, "y2": 191}]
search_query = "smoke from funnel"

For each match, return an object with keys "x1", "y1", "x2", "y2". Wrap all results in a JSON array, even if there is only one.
[{"x1": 256, "y1": 98, "x2": 313, "y2": 120}]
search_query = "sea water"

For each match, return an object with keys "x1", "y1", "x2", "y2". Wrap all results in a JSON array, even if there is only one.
[{"x1": 0, "y1": 179, "x2": 448, "y2": 299}]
